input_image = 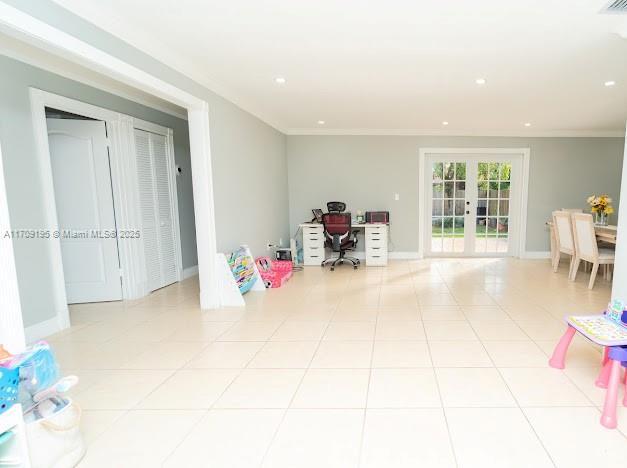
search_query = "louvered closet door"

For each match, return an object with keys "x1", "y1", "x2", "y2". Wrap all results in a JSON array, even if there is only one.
[{"x1": 134, "y1": 129, "x2": 178, "y2": 292}]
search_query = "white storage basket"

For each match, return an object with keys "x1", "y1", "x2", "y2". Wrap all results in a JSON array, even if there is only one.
[{"x1": 25, "y1": 398, "x2": 85, "y2": 468}]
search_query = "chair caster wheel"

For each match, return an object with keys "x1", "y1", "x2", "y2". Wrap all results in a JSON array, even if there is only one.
[
  {"x1": 330, "y1": 267, "x2": 335, "y2": 271},
  {"x1": 353, "y1": 266, "x2": 358, "y2": 270}
]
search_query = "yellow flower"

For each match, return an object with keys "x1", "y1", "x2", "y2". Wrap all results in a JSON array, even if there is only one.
[
  {"x1": 591, "y1": 206, "x2": 598, "y2": 212},
  {"x1": 606, "y1": 206, "x2": 614, "y2": 215}
]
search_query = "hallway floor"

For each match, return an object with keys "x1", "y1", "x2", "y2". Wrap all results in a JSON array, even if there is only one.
[{"x1": 47, "y1": 258, "x2": 627, "y2": 467}]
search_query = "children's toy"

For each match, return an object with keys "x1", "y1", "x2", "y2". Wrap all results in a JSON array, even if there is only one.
[
  {"x1": 549, "y1": 300, "x2": 627, "y2": 429},
  {"x1": 0, "y1": 342, "x2": 59, "y2": 404},
  {"x1": 255, "y1": 257, "x2": 292, "y2": 288},
  {"x1": 228, "y1": 247, "x2": 258, "y2": 294},
  {"x1": 0, "y1": 367, "x2": 19, "y2": 415}
]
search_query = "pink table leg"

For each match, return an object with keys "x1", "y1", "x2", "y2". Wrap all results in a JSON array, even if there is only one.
[
  {"x1": 600, "y1": 359, "x2": 622, "y2": 429},
  {"x1": 548, "y1": 326, "x2": 576, "y2": 369},
  {"x1": 602, "y1": 346, "x2": 609, "y2": 365},
  {"x1": 595, "y1": 359, "x2": 612, "y2": 388}
]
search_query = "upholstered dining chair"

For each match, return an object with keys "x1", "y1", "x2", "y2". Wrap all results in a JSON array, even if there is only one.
[
  {"x1": 552, "y1": 210, "x2": 577, "y2": 277},
  {"x1": 570, "y1": 213, "x2": 615, "y2": 289}
]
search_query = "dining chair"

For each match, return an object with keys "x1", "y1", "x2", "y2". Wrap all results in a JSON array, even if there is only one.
[
  {"x1": 570, "y1": 213, "x2": 615, "y2": 289},
  {"x1": 552, "y1": 210, "x2": 577, "y2": 277},
  {"x1": 561, "y1": 208, "x2": 583, "y2": 213}
]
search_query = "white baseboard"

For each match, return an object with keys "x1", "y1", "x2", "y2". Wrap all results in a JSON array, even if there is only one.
[
  {"x1": 25, "y1": 316, "x2": 63, "y2": 343},
  {"x1": 389, "y1": 251, "x2": 421, "y2": 260},
  {"x1": 336, "y1": 251, "x2": 420, "y2": 261},
  {"x1": 182, "y1": 265, "x2": 199, "y2": 279},
  {"x1": 521, "y1": 251, "x2": 552, "y2": 259}
]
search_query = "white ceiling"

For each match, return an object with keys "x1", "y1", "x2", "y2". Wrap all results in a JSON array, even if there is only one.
[{"x1": 53, "y1": 0, "x2": 627, "y2": 135}]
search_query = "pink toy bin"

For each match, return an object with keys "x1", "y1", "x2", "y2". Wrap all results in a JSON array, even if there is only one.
[{"x1": 255, "y1": 257, "x2": 292, "y2": 288}]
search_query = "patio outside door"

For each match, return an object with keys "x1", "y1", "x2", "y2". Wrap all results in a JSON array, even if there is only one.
[{"x1": 424, "y1": 152, "x2": 524, "y2": 257}]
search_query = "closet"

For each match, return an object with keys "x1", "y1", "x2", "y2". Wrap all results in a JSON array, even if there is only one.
[{"x1": 134, "y1": 128, "x2": 179, "y2": 292}]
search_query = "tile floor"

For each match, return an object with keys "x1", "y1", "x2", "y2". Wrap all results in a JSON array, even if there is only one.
[{"x1": 46, "y1": 258, "x2": 627, "y2": 468}]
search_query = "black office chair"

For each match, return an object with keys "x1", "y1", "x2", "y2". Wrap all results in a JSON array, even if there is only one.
[
  {"x1": 327, "y1": 201, "x2": 346, "y2": 213},
  {"x1": 321, "y1": 212, "x2": 360, "y2": 270}
]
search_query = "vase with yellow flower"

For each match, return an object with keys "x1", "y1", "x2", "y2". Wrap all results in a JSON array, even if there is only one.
[{"x1": 586, "y1": 194, "x2": 614, "y2": 226}]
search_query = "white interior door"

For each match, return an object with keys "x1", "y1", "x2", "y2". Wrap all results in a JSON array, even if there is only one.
[
  {"x1": 425, "y1": 154, "x2": 522, "y2": 257},
  {"x1": 134, "y1": 128, "x2": 179, "y2": 292},
  {"x1": 47, "y1": 118, "x2": 122, "y2": 303}
]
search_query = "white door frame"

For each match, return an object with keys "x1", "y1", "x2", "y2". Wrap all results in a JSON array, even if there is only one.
[
  {"x1": 0, "y1": 3, "x2": 219, "y2": 342},
  {"x1": 418, "y1": 147, "x2": 530, "y2": 258},
  {"x1": 30, "y1": 90, "x2": 186, "y2": 330},
  {"x1": 0, "y1": 140, "x2": 26, "y2": 352}
]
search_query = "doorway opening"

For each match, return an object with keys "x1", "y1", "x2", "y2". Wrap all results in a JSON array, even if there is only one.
[{"x1": 419, "y1": 148, "x2": 530, "y2": 258}]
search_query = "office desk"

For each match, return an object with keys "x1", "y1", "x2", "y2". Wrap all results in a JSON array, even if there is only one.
[{"x1": 299, "y1": 222, "x2": 389, "y2": 266}]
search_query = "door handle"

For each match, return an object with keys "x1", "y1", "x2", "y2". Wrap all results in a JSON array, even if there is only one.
[{"x1": 466, "y1": 210, "x2": 470, "y2": 214}]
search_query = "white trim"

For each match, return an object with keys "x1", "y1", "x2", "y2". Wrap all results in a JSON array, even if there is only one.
[
  {"x1": 133, "y1": 118, "x2": 171, "y2": 136},
  {"x1": 0, "y1": 4, "x2": 219, "y2": 320},
  {"x1": 182, "y1": 265, "x2": 199, "y2": 279},
  {"x1": 29, "y1": 88, "x2": 71, "y2": 330},
  {"x1": 418, "y1": 147, "x2": 531, "y2": 259},
  {"x1": 24, "y1": 316, "x2": 63, "y2": 344},
  {"x1": 286, "y1": 128, "x2": 625, "y2": 138},
  {"x1": 521, "y1": 251, "x2": 552, "y2": 259},
  {"x1": 0, "y1": 140, "x2": 26, "y2": 353}
]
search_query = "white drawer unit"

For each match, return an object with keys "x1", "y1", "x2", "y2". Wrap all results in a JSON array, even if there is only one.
[
  {"x1": 365, "y1": 224, "x2": 388, "y2": 266},
  {"x1": 302, "y1": 224, "x2": 325, "y2": 266}
]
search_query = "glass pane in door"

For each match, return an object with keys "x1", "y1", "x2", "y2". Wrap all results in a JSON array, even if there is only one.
[
  {"x1": 432, "y1": 162, "x2": 466, "y2": 253},
  {"x1": 475, "y1": 162, "x2": 511, "y2": 253}
]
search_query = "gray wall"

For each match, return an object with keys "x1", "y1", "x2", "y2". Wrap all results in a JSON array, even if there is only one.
[
  {"x1": 1, "y1": 1, "x2": 289, "y2": 328},
  {"x1": 287, "y1": 135, "x2": 624, "y2": 253},
  {"x1": 0, "y1": 55, "x2": 197, "y2": 326}
]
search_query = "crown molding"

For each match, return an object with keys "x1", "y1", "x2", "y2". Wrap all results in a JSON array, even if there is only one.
[
  {"x1": 0, "y1": 35, "x2": 189, "y2": 121},
  {"x1": 286, "y1": 128, "x2": 626, "y2": 138}
]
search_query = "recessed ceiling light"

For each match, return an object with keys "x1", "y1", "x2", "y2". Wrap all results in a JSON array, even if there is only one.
[
  {"x1": 317, "y1": 120, "x2": 325, "y2": 125},
  {"x1": 475, "y1": 78, "x2": 487, "y2": 85},
  {"x1": 274, "y1": 77, "x2": 286, "y2": 85},
  {"x1": 442, "y1": 121, "x2": 449, "y2": 126},
  {"x1": 604, "y1": 80, "x2": 616, "y2": 87},
  {"x1": 524, "y1": 122, "x2": 531, "y2": 127}
]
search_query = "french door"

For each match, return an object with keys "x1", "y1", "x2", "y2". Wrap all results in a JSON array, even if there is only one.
[{"x1": 424, "y1": 152, "x2": 524, "y2": 257}]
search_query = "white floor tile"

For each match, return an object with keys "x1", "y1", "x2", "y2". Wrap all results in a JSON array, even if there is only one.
[
  {"x1": 292, "y1": 369, "x2": 369, "y2": 408},
  {"x1": 262, "y1": 409, "x2": 363, "y2": 468},
  {"x1": 217, "y1": 321, "x2": 282, "y2": 341},
  {"x1": 470, "y1": 320, "x2": 529, "y2": 341},
  {"x1": 436, "y1": 368, "x2": 516, "y2": 407},
  {"x1": 483, "y1": 340, "x2": 548, "y2": 367},
  {"x1": 323, "y1": 322, "x2": 376, "y2": 341},
  {"x1": 164, "y1": 409, "x2": 284, "y2": 468},
  {"x1": 367, "y1": 368, "x2": 441, "y2": 408},
  {"x1": 248, "y1": 341, "x2": 319, "y2": 368},
  {"x1": 138, "y1": 369, "x2": 239, "y2": 409},
  {"x1": 524, "y1": 407, "x2": 627, "y2": 468},
  {"x1": 372, "y1": 341, "x2": 432, "y2": 368},
  {"x1": 429, "y1": 341, "x2": 492, "y2": 367},
  {"x1": 215, "y1": 369, "x2": 304, "y2": 408},
  {"x1": 375, "y1": 321, "x2": 426, "y2": 340},
  {"x1": 310, "y1": 341, "x2": 373, "y2": 368},
  {"x1": 74, "y1": 370, "x2": 173, "y2": 410},
  {"x1": 499, "y1": 367, "x2": 592, "y2": 407},
  {"x1": 270, "y1": 321, "x2": 328, "y2": 341},
  {"x1": 121, "y1": 341, "x2": 207, "y2": 369},
  {"x1": 424, "y1": 321, "x2": 478, "y2": 341},
  {"x1": 360, "y1": 409, "x2": 456, "y2": 468},
  {"x1": 446, "y1": 408, "x2": 553, "y2": 468},
  {"x1": 79, "y1": 410, "x2": 203, "y2": 468},
  {"x1": 185, "y1": 341, "x2": 264, "y2": 368}
]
